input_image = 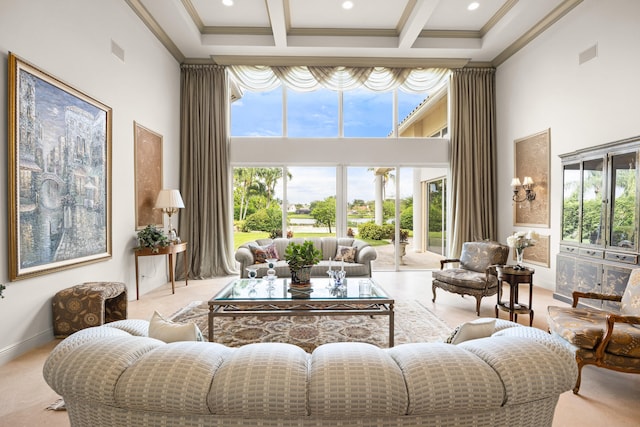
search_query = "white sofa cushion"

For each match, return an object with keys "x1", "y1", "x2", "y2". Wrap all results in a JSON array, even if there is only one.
[
  {"x1": 148, "y1": 311, "x2": 203, "y2": 343},
  {"x1": 445, "y1": 318, "x2": 496, "y2": 344},
  {"x1": 209, "y1": 343, "x2": 309, "y2": 417}
]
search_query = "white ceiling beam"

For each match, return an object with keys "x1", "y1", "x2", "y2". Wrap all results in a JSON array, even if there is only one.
[
  {"x1": 398, "y1": 0, "x2": 441, "y2": 49},
  {"x1": 266, "y1": 0, "x2": 288, "y2": 48},
  {"x1": 202, "y1": 33, "x2": 275, "y2": 47}
]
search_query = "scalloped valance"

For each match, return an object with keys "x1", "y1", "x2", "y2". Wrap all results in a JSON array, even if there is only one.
[{"x1": 229, "y1": 65, "x2": 450, "y2": 93}]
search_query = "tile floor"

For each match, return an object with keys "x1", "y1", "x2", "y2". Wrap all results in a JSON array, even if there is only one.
[{"x1": 1, "y1": 271, "x2": 638, "y2": 426}]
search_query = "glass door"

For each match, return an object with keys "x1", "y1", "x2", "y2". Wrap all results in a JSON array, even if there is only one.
[
  {"x1": 608, "y1": 151, "x2": 637, "y2": 250},
  {"x1": 561, "y1": 162, "x2": 581, "y2": 242},
  {"x1": 426, "y1": 178, "x2": 446, "y2": 255},
  {"x1": 580, "y1": 158, "x2": 605, "y2": 246}
]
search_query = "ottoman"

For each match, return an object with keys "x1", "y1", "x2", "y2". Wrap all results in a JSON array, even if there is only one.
[{"x1": 52, "y1": 282, "x2": 128, "y2": 338}]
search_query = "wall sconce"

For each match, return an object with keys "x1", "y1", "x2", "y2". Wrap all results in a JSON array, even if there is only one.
[
  {"x1": 155, "y1": 189, "x2": 184, "y2": 241},
  {"x1": 511, "y1": 176, "x2": 536, "y2": 203}
]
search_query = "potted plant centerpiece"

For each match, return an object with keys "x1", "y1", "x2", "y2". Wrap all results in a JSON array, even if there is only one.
[
  {"x1": 136, "y1": 224, "x2": 170, "y2": 253},
  {"x1": 284, "y1": 240, "x2": 321, "y2": 288}
]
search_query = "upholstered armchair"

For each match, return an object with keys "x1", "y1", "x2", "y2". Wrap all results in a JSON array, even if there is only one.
[
  {"x1": 547, "y1": 268, "x2": 640, "y2": 394},
  {"x1": 432, "y1": 241, "x2": 510, "y2": 315}
]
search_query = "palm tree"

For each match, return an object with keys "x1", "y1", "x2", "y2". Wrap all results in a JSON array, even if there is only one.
[
  {"x1": 234, "y1": 168, "x2": 258, "y2": 220},
  {"x1": 256, "y1": 167, "x2": 292, "y2": 208}
]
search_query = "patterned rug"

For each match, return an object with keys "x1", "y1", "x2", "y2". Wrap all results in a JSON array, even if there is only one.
[{"x1": 170, "y1": 300, "x2": 452, "y2": 352}]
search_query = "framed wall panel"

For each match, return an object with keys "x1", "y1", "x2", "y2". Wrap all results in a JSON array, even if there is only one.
[
  {"x1": 134, "y1": 122, "x2": 163, "y2": 230},
  {"x1": 511, "y1": 234, "x2": 551, "y2": 267},
  {"x1": 514, "y1": 129, "x2": 550, "y2": 227}
]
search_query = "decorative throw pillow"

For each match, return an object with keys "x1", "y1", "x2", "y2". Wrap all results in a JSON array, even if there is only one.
[
  {"x1": 335, "y1": 245, "x2": 357, "y2": 263},
  {"x1": 445, "y1": 318, "x2": 496, "y2": 345},
  {"x1": 148, "y1": 311, "x2": 204, "y2": 343},
  {"x1": 249, "y1": 243, "x2": 279, "y2": 264}
]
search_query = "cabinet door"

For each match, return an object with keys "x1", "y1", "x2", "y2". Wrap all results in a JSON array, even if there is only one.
[
  {"x1": 581, "y1": 158, "x2": 605, "y2": 246},
  {"x1": 556, "y1": 254, "x2": 576, "y2": 300},
  {"x1": 562, "y1": 163, "x2": 581, "y2": 242},
  {"x1": 602, "y1": 264, "x2": 630, "y2": 312},
  {"x1": 608, "y1": 151, "x2": 638, "y2": 250},
  {"x1": 574, "y1": 259, "x2": 603, "y2": 309}
]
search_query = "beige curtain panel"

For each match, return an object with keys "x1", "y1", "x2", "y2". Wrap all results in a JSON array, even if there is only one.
[
  {"x1": 177, "y1": 64, "x2": 236, "y2": 278},
  {"x1": 449, "y1": 67, "x2": 498, "y2": 258}
]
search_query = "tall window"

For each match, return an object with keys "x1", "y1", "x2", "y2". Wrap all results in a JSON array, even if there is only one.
[
  {"x1": 285, "y1": 167, "x2": 336, "y2": 237},
  {"x1": 287, "y1": 88, "x2": 338, "y2": 137},
  {"x1": 231, "y1": 87, "x2": 430, "y2": 138},
  {"x1": 233, "y1": 167, "x2": 285, "y2": 238},
  {"x1": 343, "y1": 89, "x2": 393, "y2": 137},
  {"x1": 231, "y1": 83, "x2": 449, "y2": 270},
  {"x1": 231, "y1": 87, "x2": 283, "y2": 136}
]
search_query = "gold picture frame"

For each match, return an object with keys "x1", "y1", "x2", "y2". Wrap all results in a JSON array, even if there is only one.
[
  {"x1": 134, "y1": 122, "x2": 163, "y2": 230},
  {"x1": 8, "y1": 53, "x2": 112, "y2": 280},
  {"x1": 514, "y1": 129, "x2": 550, "y2": 227}
]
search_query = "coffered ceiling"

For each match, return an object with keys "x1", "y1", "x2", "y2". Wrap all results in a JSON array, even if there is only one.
[{"x1": 125, "y1": 0, "x2": 582, "y2": 67}]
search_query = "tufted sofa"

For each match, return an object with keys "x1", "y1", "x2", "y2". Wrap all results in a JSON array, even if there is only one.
[
  {"x1": 235, "y1": 237, "x2": 377, "y2": 278},
  {"x1": 43, "y1": 319, "x2": 577, "y2": 427}
]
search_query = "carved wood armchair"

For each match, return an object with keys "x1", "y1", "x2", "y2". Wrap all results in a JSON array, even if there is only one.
[
  {"x1": 547, "y1": 268, "x2": 640, "y2": 393},
  {"x1": 431, "y1": 241, "x2": 510, "y2": 315}
]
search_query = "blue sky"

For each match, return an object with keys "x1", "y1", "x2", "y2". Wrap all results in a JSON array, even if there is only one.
[{"x1": 231, "y1": 87, "x2": 424, "y2": 204}]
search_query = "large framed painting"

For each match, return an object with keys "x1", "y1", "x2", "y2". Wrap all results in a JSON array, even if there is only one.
[
  {"x1": 514, "y1": 129, "x2": 550, "y2": 227},
  {"x1": 134, "y1": 122, "x2": 163, "y2": 230},
  {"x1": 7, "y1": 53, "x2": 112, "y2": 281}
]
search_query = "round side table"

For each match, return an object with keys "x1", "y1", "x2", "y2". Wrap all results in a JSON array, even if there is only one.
[{"x1": 495, "y1": 265, "x2": 535, "y2": 326}]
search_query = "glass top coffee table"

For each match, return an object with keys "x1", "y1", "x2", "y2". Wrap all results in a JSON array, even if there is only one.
[{"x1": 208, "y1": 277, "x2": 395, "y2": 347}]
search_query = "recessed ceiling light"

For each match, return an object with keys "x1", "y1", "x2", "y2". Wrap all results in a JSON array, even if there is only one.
[
  {"x1": 222, "y1": 0, "x2": 234, "y2": 6},
  {"x1": 342, "y1": 1, "x2": 354, "y2": 10},
  {"x1": 467, "y1": 2, "x2": 480, "y2": 11}
]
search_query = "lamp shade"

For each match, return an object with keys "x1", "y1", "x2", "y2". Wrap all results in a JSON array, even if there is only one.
[
  {"x1": 510, "y1": 177, "x2": 522, "y2": 187},
  {"x1": 154, "y1": 189, "x2": 184, "y2": 209}
]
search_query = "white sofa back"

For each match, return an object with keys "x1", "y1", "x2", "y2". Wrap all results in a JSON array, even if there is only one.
[
  {"x1": 43, "y1": 320, "x2": 577, "y2": 427},
  {"x1": 235, "y1": 237, "x2": 377, "y2": 278}
]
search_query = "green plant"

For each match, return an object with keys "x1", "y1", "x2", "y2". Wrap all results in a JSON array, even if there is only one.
[
  {"x1": 137, "y1": 225, "x2": 169, "y2": 253},
  {"x1": 358, "y1": 222, "x2": 385, "y2": 240},
  {"x1": 269, "y1": 229, "x2": 283, "y2": 239},
  {"x1": 284, "y1": 240, "x2": 321, "y2": 271},
  {"x1": 400, "y1": 206, "x2": 413, "y2": 230},
  {"x1": 244, "y1": 207, "x2": 282, "y2": 233}
]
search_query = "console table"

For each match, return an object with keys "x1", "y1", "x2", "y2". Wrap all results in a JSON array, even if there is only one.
[
  {"x1": 134, "y1": 242, "x2": 188, "y2": 299},
  {"x1": 495, "y1": 265, "x2": 534, "y2": 326}
]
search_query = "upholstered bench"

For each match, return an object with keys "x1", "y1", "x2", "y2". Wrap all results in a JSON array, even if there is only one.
[{"x1": 52, "y1": 282, "x2": 128, "y2": 338}]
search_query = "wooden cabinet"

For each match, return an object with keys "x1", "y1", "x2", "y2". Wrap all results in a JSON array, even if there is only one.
[{"x1": 556, "y1": 136, "x2": 640, "y2": 311}]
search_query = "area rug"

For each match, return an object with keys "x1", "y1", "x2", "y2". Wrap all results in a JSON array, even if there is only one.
[{"x1": 169, "y1": 300, "x2": 452, "y2": 352}]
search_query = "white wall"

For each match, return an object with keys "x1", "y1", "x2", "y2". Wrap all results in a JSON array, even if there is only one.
[
  {"x1": 496, "y1": 0, "x2": 640, "y2": 289},
  {"x1": 0, "y1": 0, "x2": 180, "y2": 364}
]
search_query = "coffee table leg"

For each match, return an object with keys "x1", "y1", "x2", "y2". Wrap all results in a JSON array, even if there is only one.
[
  {"x1": 208, "y1": 306, "x2": 214, "y2": 342},
  {"x1": 389, "y1": 303, "x2": 395, "y2": 347}
]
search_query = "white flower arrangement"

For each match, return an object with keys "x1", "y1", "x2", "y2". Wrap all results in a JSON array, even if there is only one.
[{"x1": 506, "y1": 230, "x2": 538, "y2": 250}]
